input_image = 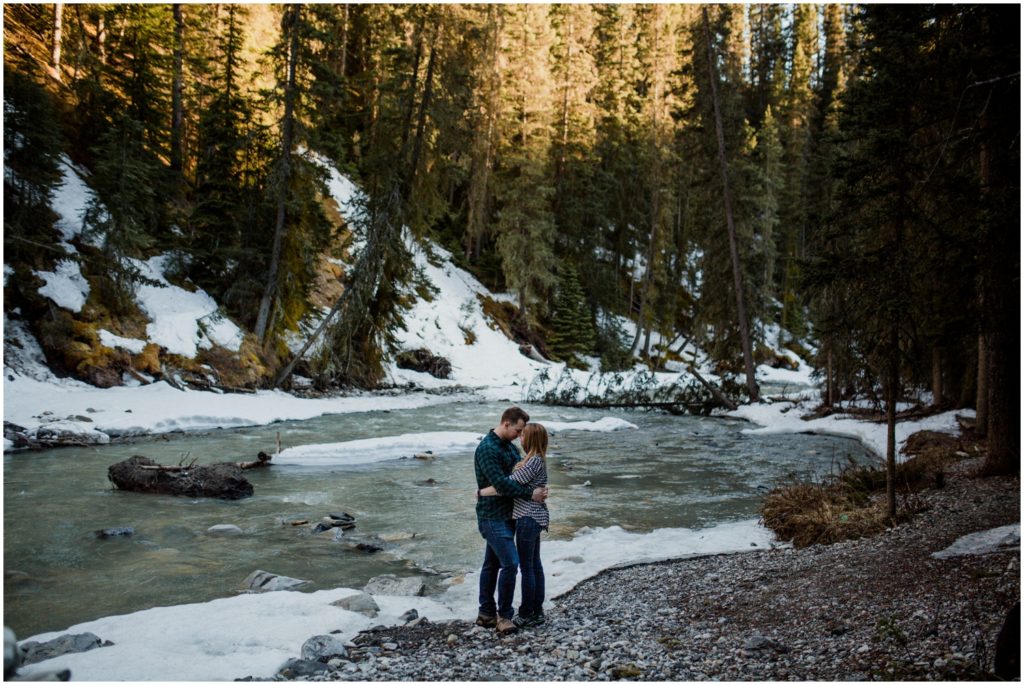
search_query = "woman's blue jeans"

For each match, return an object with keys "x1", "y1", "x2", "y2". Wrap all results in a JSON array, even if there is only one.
[
  {"x1": 478, "y1": 519, "x2": 519, "y2": 619},
  {"x1": 515, "y1": 516, "x2": 544, "y2": 618}
]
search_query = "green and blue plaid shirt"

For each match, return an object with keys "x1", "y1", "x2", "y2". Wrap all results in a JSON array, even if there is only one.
[{"x1": 474, "y1": 429, "x2": 533, "y2": 522}]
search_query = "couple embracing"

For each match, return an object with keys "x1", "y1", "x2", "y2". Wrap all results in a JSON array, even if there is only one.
[{"x1": 473, "y1": 406, "x2": 551, "y2": 635}]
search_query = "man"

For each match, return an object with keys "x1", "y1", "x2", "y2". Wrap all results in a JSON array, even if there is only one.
[{"x1": 474, "y1": 406, "x2": 548, "y2": 634}]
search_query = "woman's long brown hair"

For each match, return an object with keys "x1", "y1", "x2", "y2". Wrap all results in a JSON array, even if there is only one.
[{"x1": 514, "y1": 422, "x2": 548, "y2": 470}]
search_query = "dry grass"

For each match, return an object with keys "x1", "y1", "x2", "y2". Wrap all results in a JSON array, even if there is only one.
[{"x1": 760, "y1": 430, "x2": 974, "y2": 548}]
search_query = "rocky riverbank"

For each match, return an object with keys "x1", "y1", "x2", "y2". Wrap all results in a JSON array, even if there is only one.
[{"x1": 265, "y1": 457, "x2": 1018, "y2": 681}]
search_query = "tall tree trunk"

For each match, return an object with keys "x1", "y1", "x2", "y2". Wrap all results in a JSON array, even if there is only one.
[
  {"x1": 702, "y1": 7, "x2": 760, "y2": 402},
  {"x1": 96, "y1": 11, "x2": 106, "y2": 65},
  {"x1": 975, "y1": 333, "x2": 988, "y2": 436},
  {"x1": 931, "y1": 347, "x2": 943, "y2": 408},
  {"x1": 885, "y1": 330, "x2": 898, "y2": 519},
  {"x1": 170, "y1": 4, "x2": 184, "y2": 177},
  {"x1": 51, "y1": 3, "x2": 63, "y2": 81},
  {"x1": 255, "y1": 4, "x2": 301, "y2": 343},
  {"x1": 825, "y1": 344, "x2": 834, "y2": 408}
]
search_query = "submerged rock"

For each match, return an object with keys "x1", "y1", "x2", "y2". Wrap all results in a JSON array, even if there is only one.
[
  {"x1": 364, "y1": 574, "x2": 425, "y2": 597},
  {"x1": 207, "y1": 524, "x2": 243, "y2": 536},
  {"x1": 242, "y1": 570, "x2": 310, "y2": 592},
  {"x1": 94, "y1": 527, "x2": 134, "y2": 539}
]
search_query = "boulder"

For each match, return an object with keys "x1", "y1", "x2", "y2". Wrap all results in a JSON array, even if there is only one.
[
  {"x1": 242, "y1": 570, "x2": 310, "y2": 592},
  {"x1": 301, "y1": 635, "x2": 349, "y2": 662},
  {"x1": 395, "y1": 349, "x2": 451, "y2": 379},
  {"x1": 276, "y1": 658, "x2": 331, "y2": 678},
  {"x1": 108, "y1": 456, "x2": 253, "y2": 500},
  {"x1": 20, "y1": 632, "x2": 110, "y2": 666},
  {"x1": 364, "y1": 574, "x2": 425, "y2": 597},
  {"x1": 332, "y1": 592, "x2": 380, "y2": 618}
]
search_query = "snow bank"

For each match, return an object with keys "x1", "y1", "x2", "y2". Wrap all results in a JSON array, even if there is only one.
[
  {"x1": 729, "y1": 401, "x2": 972, "y2": 461},
  {"x1": 276, "y1": 431, "x2": 483, "y2": 467},
  {"x1": 18, "y1": 519, "x2": 773, "y2": 681},
  {"x1": 538, "y1": 417, "x2": 638, "y2": 433},
  {"x1": 129, "y1": 255, "x2": 244, "y2": 357}
]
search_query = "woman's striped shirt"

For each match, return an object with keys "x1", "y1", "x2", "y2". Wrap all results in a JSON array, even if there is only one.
[{"x1": 509, "y1": 456, "x2": 549, "y2": 529}]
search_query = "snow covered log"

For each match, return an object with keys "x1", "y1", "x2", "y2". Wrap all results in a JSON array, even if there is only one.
[{"x1": 107, "y1": 456, "x2": 254, "y2": 499}]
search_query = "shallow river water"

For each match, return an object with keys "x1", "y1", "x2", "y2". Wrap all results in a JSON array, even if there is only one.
[{"x1": 3, "y1": 400, "x2": 872, "y2": 637}]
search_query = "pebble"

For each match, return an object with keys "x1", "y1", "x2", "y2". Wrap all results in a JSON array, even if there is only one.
[{"x1": 264, "y1": 459, "x2": 1017, "y2": 682}]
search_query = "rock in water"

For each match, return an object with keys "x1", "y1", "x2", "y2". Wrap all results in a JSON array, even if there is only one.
[
  {"x1": 242, "y1": 570, "x2": 310, "y2": 592},
  {"x1": 301, "y1": 635, "x2": 349, "y2": 662},
  {"x1": 4, "y1": 627, "x2": 20, "y2": 678},
  {"x1": 364, "y1": 574, "x2": 426, "y2": 597},
  {"x1": 107, "y1": 456, "x2": 254, "y2": 499},
  {"x1": 94, "y1": 527, "x2": 134, "y2": 539},
  {"x1": 331, "y1": 592, "x2": 380, "y2": 618}
]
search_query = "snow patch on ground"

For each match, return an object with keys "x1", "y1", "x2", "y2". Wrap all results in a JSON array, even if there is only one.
[
  {"x1": 931, "y1": 524, "x2": 1020, "y2": 559},
  {"x1": 34, "y1": 259, "x2": 90, "y2": 312},
  {"x1": 97, "y1": 329, "x2": 147, "y2": 354},
  {"x1": 129, "y1": 255, "x2": 244, "y2": 357}
]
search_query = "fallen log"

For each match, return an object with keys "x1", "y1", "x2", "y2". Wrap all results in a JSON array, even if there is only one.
[{"x1": 108, "y1": 456, "x2": 254, "y2": 499}]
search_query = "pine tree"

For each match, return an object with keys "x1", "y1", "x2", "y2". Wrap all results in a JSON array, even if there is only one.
[{"x1": 548, "y1": 263, "x2": 597, "y2": 364}]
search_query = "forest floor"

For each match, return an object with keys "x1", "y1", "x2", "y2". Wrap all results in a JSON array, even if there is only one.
[{"x1": 276, "y1": 454, "x2": 1020, "y2": 682}]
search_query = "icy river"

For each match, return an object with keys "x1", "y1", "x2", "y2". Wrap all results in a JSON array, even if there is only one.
[{"x1": 3, "y1": 400, "x2": 873, "y2": 638}]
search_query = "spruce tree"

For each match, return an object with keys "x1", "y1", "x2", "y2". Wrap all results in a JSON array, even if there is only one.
[{"x1": 548, "y1": 264, "x2": 597, "y2": 364}]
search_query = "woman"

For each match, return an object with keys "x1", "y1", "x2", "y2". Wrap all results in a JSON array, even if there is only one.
[{"x1": 477, "y1": 422, "x2": 550, "y2": 628}]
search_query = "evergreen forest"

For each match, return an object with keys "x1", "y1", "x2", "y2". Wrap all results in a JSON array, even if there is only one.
[{"x1": 3, "y1": 4, "x2": 1019, "y2": 475}]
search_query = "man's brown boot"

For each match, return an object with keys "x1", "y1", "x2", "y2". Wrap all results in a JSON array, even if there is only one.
[
  {"x1": 475, "y1": 613, "x2": 497, "y2": 628},
  {"x1": 495, "y1": 616, "x2": 517, "y2": 635}
]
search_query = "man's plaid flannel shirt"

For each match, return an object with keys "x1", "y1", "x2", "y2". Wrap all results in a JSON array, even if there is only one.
[{"x1": 474, "y1": 429, "x2": 533, "y2": 522}]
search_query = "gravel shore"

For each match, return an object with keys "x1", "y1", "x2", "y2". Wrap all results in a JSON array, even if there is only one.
[{"x1": 271, "y1": 457, "x2": 1019, "y2": 681}]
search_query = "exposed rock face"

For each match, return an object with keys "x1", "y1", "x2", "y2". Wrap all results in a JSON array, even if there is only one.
[{"x1": 107, "y1": 456, "x2": 254, "y2": 499}]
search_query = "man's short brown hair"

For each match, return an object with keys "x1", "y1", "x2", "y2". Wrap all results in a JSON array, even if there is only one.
[{"x1": 501, "y1": 406, "x2": 530, "y2": 426}]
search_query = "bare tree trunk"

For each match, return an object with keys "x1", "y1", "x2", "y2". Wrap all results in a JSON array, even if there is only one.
[
  {"x1": 255, "y1": 5, "x2": 301, "y2": 343},
  {"x1": 170, "y1": 4, "x2": 184, "y2": 176},
  {"x1": 51, "y1": 3, "x2": 63, "y2": 81},
  {"x1": 702, "y1": 7, "x2": 759, "y2": 402},
  {"x1": 975, "y1": 333, "x2": 988, "y2": 436},
  {"x1": 340, "y1": 4, "x2": 348, "y2": 77}
]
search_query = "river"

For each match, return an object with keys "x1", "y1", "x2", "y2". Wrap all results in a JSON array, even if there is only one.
[{"x1": 3, "y1": 400, "x2": 872, "y2": 638}]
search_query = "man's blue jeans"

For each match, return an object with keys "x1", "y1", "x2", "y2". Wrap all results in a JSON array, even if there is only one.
[
  {"x1": 515, "y1": 516, "x2": 544, "y2": 618},
  {"x1": 478, "y1": 518, "x2": 519, "y2": 619}
]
